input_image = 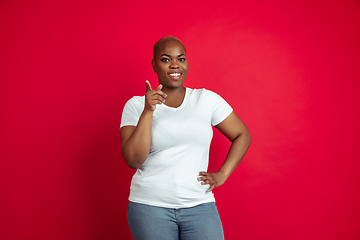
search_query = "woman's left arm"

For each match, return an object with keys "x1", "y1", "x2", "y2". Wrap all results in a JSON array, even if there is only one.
[{"x1": 198, "y1": 111, "x2": 251, "y2": 192}]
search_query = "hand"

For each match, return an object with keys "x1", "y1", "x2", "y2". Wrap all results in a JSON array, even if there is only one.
[
  {"x1": 198, "y1": 171, "x2": 228, "y2": 192},
  {"x1": 145, "y1": 80, "x2": 167, "y2": 111}
]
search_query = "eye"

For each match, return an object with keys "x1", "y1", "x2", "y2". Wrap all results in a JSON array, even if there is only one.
[
  {"x1": 161, "y1": 58, "x2": 170, "y2": 62},
  {"x1": 178, "y1": 58, "x2": 186, "y2": 62}
]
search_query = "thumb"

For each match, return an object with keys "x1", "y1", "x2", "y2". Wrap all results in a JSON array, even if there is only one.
[{"x1": 145, "y1": 80, "x2": 152, "y2": 92}]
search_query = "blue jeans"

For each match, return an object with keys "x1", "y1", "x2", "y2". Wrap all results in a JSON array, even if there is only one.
[{"x1": 127, "y1": 201, "x2": 224, "y2": 240}]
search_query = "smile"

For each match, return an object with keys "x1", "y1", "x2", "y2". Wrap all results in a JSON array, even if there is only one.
[{"x1": 169, "y1": 73, "x2": 181, "y2": 77}]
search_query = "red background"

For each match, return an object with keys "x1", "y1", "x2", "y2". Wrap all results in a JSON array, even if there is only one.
[{"x1": 1, "y1": 0, "x2": 360, "y2": 239}]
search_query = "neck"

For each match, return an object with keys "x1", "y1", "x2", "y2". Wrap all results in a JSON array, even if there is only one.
[
  {"x1": 162, "y1": 86, "x2": 186, "y2": 108},
  {"x1": 162, "y1": 85, "x2": 185, "y2": 95}
]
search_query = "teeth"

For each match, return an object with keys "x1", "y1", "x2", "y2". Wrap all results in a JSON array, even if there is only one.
[{"x1": 169, "y1": 73, "x2": 181, "y2": 77}]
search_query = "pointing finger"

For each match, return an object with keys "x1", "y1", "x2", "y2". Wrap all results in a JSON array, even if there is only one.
[{"x1": 146, "y1": 80, "x2": 152, "y2": 92}]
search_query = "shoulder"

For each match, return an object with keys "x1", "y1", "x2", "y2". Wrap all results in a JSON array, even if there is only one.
[
  {"x1": 122, "y1": 95, "x2": 145, "y2": 115},
  {"x1": 121, "y1": 96, "x2": 144, "y2": 127},
  {"x1": 187, "y1": 87, "x2": 225, "y2": 101},
  {"x1": 124, "y1": 95, "x2": 144, "y2": 107},
  {"x1": 126, "y1": 95, "x2": 144, "y2": 104},
  {"x1": 187, "y1": 87, "x2": 221, "y2": 95}
]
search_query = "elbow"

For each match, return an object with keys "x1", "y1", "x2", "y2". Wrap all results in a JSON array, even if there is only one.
[
  {"x1": 121, "y1": 142, "x2": 150, "y2": 169},
  {"x1": 126, "y1": 161, "x2": 142, "y2": 169},
  {"x1": 233, "y1": 130, "x2": 251, "y2": 148},
  {"x1": 234, "y1": 129, "x2": 251, "y2": 141},
  {"x1": 122, "y1": 151, "x2": 146, "y2": 169},
  {"x1": 247, "y1": 130, "x2": 252, "y2": 145},
  {"x1": 128, "y1": 164, "x2": 139, "y2": 170},
  {"x1": 245, "y1": 130, "x2": 252, "y2": 147}
]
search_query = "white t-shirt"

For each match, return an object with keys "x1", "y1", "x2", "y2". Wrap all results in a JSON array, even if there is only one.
[{"x1": 120, "y1": 88, "x2": 233, "y2": 208}]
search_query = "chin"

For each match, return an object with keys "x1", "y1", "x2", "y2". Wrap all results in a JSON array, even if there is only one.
[{"x1": 161, "y1": 80, "x2": 184, "y2": 89}]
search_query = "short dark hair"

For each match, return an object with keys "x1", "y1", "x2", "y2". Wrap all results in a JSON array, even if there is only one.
[{"x1": 153, "y1": 36, "x2": 186, "y2": 59}]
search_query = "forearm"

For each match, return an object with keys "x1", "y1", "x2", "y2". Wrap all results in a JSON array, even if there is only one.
[
  {"x1": 198, "y1": 130, "x2": 251, "y2": 191},
  {"x1": 122, "y1": 109, "x2": 153, "y2": 168},
  {"x1": 218, "y1": 131, "x2": 251, "y2": 178}
]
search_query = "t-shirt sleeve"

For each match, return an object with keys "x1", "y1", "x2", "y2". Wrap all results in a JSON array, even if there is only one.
[
  {"x1": 120, "y1": 96, "x2": 143, "y2": 128},
  {"x1": 207, "y1": 90, "x2": 233, "y2": 126}
]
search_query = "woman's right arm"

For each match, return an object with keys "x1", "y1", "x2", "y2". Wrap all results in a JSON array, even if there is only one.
[{"x1": 120, "y1": 81, "x2": 166, "y2": 169}]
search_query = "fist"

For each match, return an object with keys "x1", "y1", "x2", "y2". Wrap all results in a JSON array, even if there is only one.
[{"x1": 145, "y1": 80, "x2": 167, "y2": 111}]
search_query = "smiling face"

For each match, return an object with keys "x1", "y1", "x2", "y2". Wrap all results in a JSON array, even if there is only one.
[{"x1": 152, "y1": 40, "x2": 189, "y2": 90}]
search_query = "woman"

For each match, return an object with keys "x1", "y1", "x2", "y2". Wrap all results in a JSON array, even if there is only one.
[{"x1": 120, "y1": 36, "x2": 251, "y2": 240}]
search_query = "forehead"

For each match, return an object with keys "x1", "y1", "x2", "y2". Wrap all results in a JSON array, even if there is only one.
[{"x1": 157, "y1": 41, "x2": 186, "y2": 56}]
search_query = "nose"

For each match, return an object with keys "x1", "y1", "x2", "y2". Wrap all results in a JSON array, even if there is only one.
[{"x1": 169, "y1": 60, "x2": 179, "y2": 69}]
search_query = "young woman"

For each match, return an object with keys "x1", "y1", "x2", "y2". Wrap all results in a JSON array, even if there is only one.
[{"x1": 120, "y1": 36, "x2": 251, "y2": 240}]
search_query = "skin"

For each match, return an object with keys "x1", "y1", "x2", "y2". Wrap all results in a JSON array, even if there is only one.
[{"x1": 120, "y1": 40, "x2": 251, "y2": 192}]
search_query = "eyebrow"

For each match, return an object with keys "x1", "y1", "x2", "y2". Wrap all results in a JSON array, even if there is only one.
[{"x1": 160, "y1": 54, "x2": 186, "y2": 57}]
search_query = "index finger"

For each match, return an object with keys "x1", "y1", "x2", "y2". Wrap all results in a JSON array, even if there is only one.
[
  {"x1": 146, "y1": 80, "x2": 152, "y2": 92},
  {"x1": 199, "y1": 171, "x2": 207, "y2": 176}
]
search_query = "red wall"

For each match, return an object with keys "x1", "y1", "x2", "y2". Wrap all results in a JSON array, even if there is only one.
[{"x1": 1, "y1": 0, "x2": 360, "y2": 239}]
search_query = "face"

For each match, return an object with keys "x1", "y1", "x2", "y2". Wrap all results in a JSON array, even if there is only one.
[{"x1": 152, "y1": 41, "x2": 189, "y2": 89}]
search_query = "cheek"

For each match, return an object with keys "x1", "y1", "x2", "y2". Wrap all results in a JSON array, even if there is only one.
[
  {"x1": 160, "y1": 68, "x2": 168, "y2": 75},
  {"x1": 182, "y1": 63, "x2": 189, "y2": 70},
  {"x1": 156, "y1": 66, "x2": 164, "y2": 73}
]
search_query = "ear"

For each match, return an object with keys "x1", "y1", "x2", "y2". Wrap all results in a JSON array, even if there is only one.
[{"x1": 151, "y1": 59, "x2": 156, "y2": 73}]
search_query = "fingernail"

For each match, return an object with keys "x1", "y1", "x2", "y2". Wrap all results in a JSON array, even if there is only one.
[
  {"x1": 197, "y1": 177, "x2": 201, "y2": 181},
  {"x1": 163, "y1": 99, "x2": 166, "y2": 102},
  {"x1": 165, "y1": 94, "x2": 167, "y2": 97},
  {"x1": 201, "y1": 181, "x2": 205, "y2": 185}
]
